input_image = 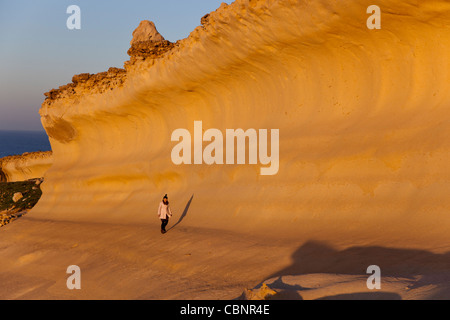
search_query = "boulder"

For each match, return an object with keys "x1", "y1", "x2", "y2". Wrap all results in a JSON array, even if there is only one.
[
  {"x1": 241, "y1": 283, "x2": 278, "y2": 300},
  {"x1": 130, "y1": 20, "x2": 165, "y2": 45},
  {"x1": 12, "y1": 192, "x2": 23, "y2": 203}
]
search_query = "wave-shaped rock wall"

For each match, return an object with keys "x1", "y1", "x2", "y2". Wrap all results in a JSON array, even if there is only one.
[{"x1": 33, "y1": 0, "x2": 450, "y2": 242}]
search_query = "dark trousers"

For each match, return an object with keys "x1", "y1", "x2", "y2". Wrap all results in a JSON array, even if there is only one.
[{"x1": 161, "y1": 218, "x2": 169, "y2": 232}]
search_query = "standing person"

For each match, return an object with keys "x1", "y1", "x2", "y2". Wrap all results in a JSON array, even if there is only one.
[{"x1": 158, "y1": 194, "x2": 173, "y2": 234}]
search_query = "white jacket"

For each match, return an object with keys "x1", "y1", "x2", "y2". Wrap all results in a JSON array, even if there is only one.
[{"x1": 158, "y1": 201, "x2": 173, "y2": 219}]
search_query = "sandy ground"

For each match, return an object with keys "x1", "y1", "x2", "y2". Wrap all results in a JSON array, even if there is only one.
[
  {"x1": 0, "y1": 216, "x2": 294, "y2": 299},
  {"x1": 1, "y1": 213, "x2": 449, "y2": 300}
]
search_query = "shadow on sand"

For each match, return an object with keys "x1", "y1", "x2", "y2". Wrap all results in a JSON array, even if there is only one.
[
  {"x1": 239, "y1": 240, "x2": 450, "y2": 300},
  {"x1": 167, "y1": 194, "x2": 194, "y2": 232}
]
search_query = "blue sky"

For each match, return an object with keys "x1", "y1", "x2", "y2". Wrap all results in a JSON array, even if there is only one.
[{"x1": 0, "y1": 0, "x2": 232, "y2": 131}]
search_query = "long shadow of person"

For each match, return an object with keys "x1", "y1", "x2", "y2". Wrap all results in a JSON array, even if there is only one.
[
  {"x1": 269, "y1": 241, "x2": 450, "y2": 281},
  {"x1": 238, "y1": 240, "x2": 450, "y2": 300},
  {"x1": 167, "y1": 194, "x2": 194, "y2": 232}
]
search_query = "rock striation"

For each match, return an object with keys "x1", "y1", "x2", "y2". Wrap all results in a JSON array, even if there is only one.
[{"x1": 0, "y1": 151, "x2": 53, "y2": 182}]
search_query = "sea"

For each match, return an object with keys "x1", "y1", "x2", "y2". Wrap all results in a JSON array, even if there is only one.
[{"x1": 0, "y1": 130, "x2": 52, "y2": 158}]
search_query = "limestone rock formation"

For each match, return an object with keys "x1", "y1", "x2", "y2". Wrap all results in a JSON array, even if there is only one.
[
  {"x1": 12, "y1": 192, "x2": 23, "y2": 203},
  {"x1": 35, "y1": 0, "x2": 450, "y2": 246},
  {"x1": 43, "y1": 67, "x2": 126, "y2": 106},
  {"x1": 126, "y1": 40, "x2": 175, "y2": 64},
  {"x1": 42, "y1": 20, "x2": 176, "y2": 110},
  {"x1": 130, "y1": 20, "x2": 165, "y2": 45},
  {"x1": 241, "y1": 283, "x2": 278, "y2": 300},
  {"x1": 125, "y1": 20, "x2": 176, "y2": 71},
  {"x1": 200, "y1": 14, "x2": 210, "y2": 26},
  {"x1": 0, "y1": 211, "x2": 27, "y2": 227},
  {"x1": 0, "y1": 151, "x2": 53, "y2": 182},
  {"x1": 1, "y1": 0, "x2": 450, "y2": 300}
]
